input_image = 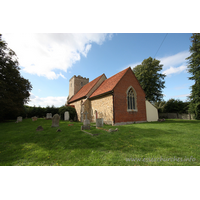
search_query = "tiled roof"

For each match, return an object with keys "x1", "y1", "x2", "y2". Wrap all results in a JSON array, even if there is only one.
[
  {"x1": 89, "y1": 67, "x2": 130, "y2": 98},
  {"x1": 68, "y1": 74, "x2": 104, "y2": 103}
]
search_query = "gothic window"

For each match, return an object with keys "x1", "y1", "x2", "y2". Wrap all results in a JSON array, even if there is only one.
[{"x1": 127, "y1": 87, "x2": 137, "y2": 111}]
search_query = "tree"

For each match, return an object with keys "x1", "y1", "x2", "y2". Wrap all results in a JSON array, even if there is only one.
[
  {"x1": 163, "y1": 99, "x2": 189, "y2": 114},
  {"x1": 0, "y1": 34, "x2": 32, "y2": 121},
  {"x1": 133, "y1": 57, "x2": 166, "y2": 102},
  {"x1": 186, "y1": 33, "x2": 200, "y2": 119},
  {"x1": 154, "y1": 101, "x2": 166, "y2": 113}
]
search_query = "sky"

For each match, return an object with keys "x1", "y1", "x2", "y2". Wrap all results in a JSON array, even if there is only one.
[{"x1": 2, "y1": 33, "x2": 194, "y2": 107}]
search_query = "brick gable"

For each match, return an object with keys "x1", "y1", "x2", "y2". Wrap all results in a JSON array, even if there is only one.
[
  {"x1": 113, "y1": 67, "x2": 147, "y2": 123},
  {"x1": 89, "y1": 67, "x2": 129, "y2": 98}
]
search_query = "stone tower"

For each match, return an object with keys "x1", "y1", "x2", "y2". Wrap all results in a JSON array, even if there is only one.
[{"x1": 68, "y1": 75, "x2": 89, "y2": 100}]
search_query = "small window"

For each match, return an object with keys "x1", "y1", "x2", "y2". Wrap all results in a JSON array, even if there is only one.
[{"x1": 81, "y1": 82, "x2": 83, "y2": 86}]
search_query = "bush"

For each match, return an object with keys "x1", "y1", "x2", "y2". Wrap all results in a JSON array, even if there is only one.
[{"x1": 58, "y1": 105, "x2": 77, "y2": 120}]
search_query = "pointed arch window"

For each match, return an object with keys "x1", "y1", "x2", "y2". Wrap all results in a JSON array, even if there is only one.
[{"x1": 127, "y1": 87, "x2": 137, "y2": 111}]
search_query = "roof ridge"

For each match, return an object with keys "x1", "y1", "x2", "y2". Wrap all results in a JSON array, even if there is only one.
[{"x1": 89, "y1": 67, "x2": 130, "y2": 98}]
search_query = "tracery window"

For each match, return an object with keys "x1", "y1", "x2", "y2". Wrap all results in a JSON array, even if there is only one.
[{"x1": 127, "y1": 87, "x2": 137, "y2": 111}]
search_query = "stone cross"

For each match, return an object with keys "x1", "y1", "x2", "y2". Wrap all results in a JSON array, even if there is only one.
[{"x1": 84, "y1": 111, "x2": 88, "y2": 120}]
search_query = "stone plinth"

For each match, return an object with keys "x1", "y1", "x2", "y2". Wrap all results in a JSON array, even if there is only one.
[
  {"x1": 81, "y1": 125, "x2": 90, "y2": 130},
  {"x1": 83, "y1": 119, "x2": 90, "y2": 126},
  {"x1": 83, "y1": 111, "x2": 90, "y2": 126}
]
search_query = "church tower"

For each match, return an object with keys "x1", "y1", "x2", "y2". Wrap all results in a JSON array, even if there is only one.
[{"x1": 68, "y1": 75, "x2": 89, "y2": 100}]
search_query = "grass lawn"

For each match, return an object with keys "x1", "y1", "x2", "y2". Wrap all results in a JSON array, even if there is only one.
[{"x1": 0, "y1": 118, "x2": 199, "y2": 166}]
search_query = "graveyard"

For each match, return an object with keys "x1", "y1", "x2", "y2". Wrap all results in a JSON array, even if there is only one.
[{"x1": 0, "y1": 115, "x2": 200, "y2": 166}]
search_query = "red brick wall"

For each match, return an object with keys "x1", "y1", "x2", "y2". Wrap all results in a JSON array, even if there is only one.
[{"x1": 114, "y1": 68, "x2": 147, "y2": 123}]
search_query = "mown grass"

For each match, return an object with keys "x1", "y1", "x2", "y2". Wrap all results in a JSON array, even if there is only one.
[{"x1": 0, "y1": 119, "x2": 199, "y2": 166}]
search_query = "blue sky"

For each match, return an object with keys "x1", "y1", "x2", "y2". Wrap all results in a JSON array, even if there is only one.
[{"x1": 2, "y1": 33, "x2": 193, "y2": 107}]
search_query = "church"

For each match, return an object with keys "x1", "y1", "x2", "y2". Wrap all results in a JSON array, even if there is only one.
[{"x1": 66, "y1": 67, "x2": 158, "y2": 125}]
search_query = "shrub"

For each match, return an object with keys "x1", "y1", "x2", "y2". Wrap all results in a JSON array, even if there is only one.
[{"x1": 58, "y1": 105, "x2": 77, "y2": 120}]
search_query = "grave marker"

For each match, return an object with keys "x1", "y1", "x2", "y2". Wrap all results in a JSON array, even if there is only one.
[
  {"x1": 17, "y1": 116, "x2": 22, "y2": 122},
  {"x1": 64, "y1": 111, "x2": 70, "y2": 121},
  {"x1": 51, "y1": 114, "x2": 60, "y2": 127},
  {"x1": 96, "y1": 118, "x2": 103, "y2": 127}
]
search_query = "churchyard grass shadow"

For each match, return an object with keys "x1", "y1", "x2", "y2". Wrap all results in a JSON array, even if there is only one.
[{"x1": 0, "y1": 119, "x2": 199, "y2": 166}]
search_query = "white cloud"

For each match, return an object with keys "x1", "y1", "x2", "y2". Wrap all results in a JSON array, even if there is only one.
[
  {"x1": 158, "y1": 51, "x2": 190, "y2": 69},
  {"x1": 129, "y1": 51, "x2": 190, "y2": 77},
  {"x1": 3, "y1": 33, "x2": 112, "y2": 79},
  {"x1": 162, "y1": 65, "x2": 187, "y2": 76},
  {"x1": 170, "y1": 94, "x2": 190, "y2": 98},
  {"x1": 130, "y1": 62, "x2": 142, "y2": 69},
  {"x1": 174, "y1": 84, "x2": 188, "y2": 90},
  {"x1": 27, "y1": 93, "x2": 66, "y2": 107}
]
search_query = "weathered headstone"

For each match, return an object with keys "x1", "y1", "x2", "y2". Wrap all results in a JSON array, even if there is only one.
[
  {"x1": 51, "y1": 114, "x2": 60, "y2": 127},
  {"x1": 83, "y1": 111, "x2": 90, "y2": 126},
  {"x1": 17, "y1": 116, "x2": 22, "y2": 122},
  {"x1": 46, "y1": 113, "x2": 52, "y2": 119},
  {"x1": 36, "y1": 126, "x2": 43, "y2": 131},
  {"x1": 108, "y1": 128, "x2": 118, "y2": 133},
  {"x1": 32, "y1": 116, "x2": 37, "y2": 121},
  {"x1": 64, "y1": 111, "x2": 70, "y2": 121},
  {"x1": 96, "y1": 118, "x2": 103, "y2": 127}
]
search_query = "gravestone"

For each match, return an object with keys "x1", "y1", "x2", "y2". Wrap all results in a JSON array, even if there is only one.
[
  {"x1": 36, "y1": 126, "x2": 43, "y2": 131},
  {"x1": 83, "y1": 111, "x2": 90, "y2": 126},
  {"x1": 51, "y1": 114, "x2": 60, "y2": 127},
  {"x1": 96, "y1": 118, "x2": 103, "y2": 127},
  {"x1": 17, "y1": 116, "x2": 22, "y2": 122},
  {"x1": 32, "y1": 116, "x2": 37, "y2": 121},
  {"x1": 64, "y1": 111, "x2": 70, "y2": 121},
  {"x1": 108, "y1": 128, "x2": 118, "y2": 133},
  {"x1": 46, "y1": 113, "x2": 52, "y2": 119}
]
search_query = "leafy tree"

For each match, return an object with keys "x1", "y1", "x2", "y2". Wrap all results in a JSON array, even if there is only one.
[
  {"x1": 186, "y1": 33, "x2": 200, "y2": 119},
  {"x1": 133, "y1": 57, "x2": 166, "y2": 102},
  {"x1": 0, "y1": 34, "x2": 32, "y2": 121},
  {"x1": 163, "y1": 99, "x2": 189, "y2": 113}
]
